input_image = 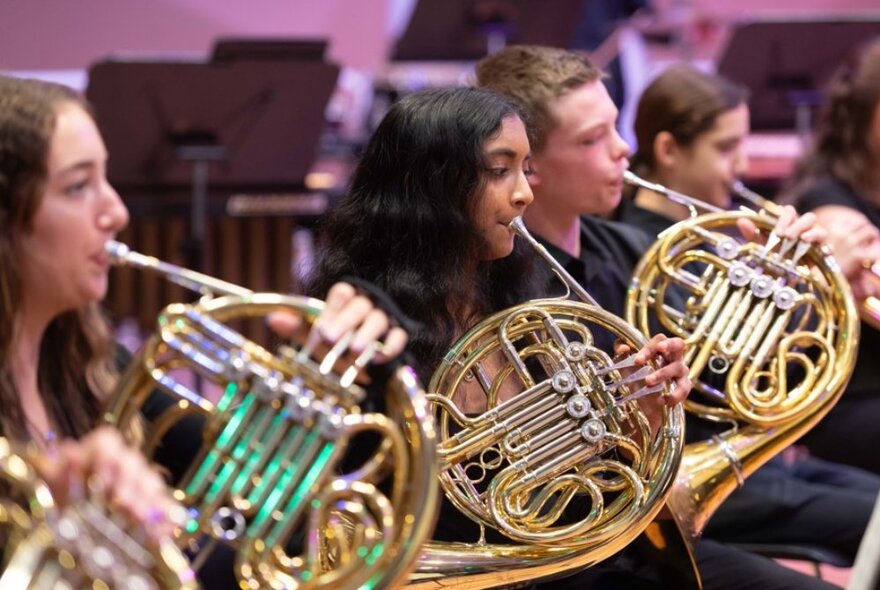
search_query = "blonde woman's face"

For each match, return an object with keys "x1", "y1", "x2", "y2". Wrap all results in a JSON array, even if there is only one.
[{"x1": 19, "y1": 102, "x2": 129, "y2": 317}]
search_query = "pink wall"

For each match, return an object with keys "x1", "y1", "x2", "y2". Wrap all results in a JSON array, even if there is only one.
[
  {"x1": 0, "y1": 0, "x2": 391, "y2": 71},
  {"x1": 681, "y1": 0, "x2": 880, "y2": 19},
  {"x1": 2, "y1": 0, "x2": 877, "y2": 74}
]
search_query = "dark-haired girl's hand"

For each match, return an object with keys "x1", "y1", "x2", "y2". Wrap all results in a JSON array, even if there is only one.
[
  {"x1": 614, "y1": 334, "x2": 690, "y2": 435},
  {"x1": 267, "y1": 281, "x2": 409, "y2": 365}
]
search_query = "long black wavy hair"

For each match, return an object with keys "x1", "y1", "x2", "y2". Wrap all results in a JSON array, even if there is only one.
[{"x1": 308, "y1": 86, "x2": 541, "y2": 379}]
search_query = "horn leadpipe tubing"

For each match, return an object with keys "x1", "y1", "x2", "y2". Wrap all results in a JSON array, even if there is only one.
[
  {"x1": 508, "y1": 217, "x2": 600, "y2": 307},
  {"x1": 730, "y1": 180, "x2": 782, "y2": 215},
  {"x1": 623, "y1": 170, "x2": 726, "y2": 214},
  {"x1": 105, "y1": 240, "x2": 253, "y2": 298}
]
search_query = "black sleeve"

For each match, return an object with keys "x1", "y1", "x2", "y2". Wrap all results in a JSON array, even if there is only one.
[
  {"x1": 115, "y1": 344, "x2": 206, "y2": 485},
  {"x1": 795, "y1": 176, "x2": 861, "y2": 214}
]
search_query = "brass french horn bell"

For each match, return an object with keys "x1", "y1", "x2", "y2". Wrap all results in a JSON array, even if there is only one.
[
  {"x1": 408, "y1": 217, "x2": 685, "y2": 589},
  {"x1": 103, "y1": 241, "x2": 439, "y2": 590},
  {"x1": 624, "y1": 171, "x2": 858, "y2": 541}
]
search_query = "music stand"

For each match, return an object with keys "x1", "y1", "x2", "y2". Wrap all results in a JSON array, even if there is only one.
[
  {"x1": 86, "y1": 57, "x2": 339, "y2": 272},
  {"x1": 211, "y1": 38, "x2": 328, "y2": 63},
  {"x1": 392, "y1": 0, "x2": 587, "y2": 61},
  {"x1": 718, "y1": 18, "x2": 880, "y2": 132}
]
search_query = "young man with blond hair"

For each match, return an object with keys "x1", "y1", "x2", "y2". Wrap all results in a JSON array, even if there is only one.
[{"x1": 476, "y1": 44, "x2": 861, "y2": 590}]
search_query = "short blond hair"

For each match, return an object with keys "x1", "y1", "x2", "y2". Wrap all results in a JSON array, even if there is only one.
[{"x1": 476, "y1": 45, "x2": 602, "y2": 151}]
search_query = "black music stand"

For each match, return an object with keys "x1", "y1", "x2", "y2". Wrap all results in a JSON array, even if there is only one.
[
  {"x1": 392, "y1": 0, "x2": 587, "y2": 61},
  {"x1": 86, "y1": 55, "x2": 339, "y2": 271},
  {"x1": 211, "y1": 38, "x2": 328, "y2": 62},
  {"x1": 718, "y1": 18, "x2": 880, "y2": 132}
]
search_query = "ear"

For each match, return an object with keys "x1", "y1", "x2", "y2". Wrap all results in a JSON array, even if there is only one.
[
  {"x1": 653, "y1": 131, "x2": 680, "y2": 169},
  {"x1": 527, "y1": 154, "x2": 544, "y2": 188}
]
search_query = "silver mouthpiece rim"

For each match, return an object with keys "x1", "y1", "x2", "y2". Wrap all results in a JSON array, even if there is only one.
[
  {"x1": 509, "y1": 216, "x2": 527, "y2": 233},
  {"x1": 105, "y1": 239, "x2": 130, "y2": 263},
  {"x1": 623, "y1": 170, "x2": 667, "y2": 195}
]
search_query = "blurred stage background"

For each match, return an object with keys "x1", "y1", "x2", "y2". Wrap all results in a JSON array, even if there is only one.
[
  {"x1": 2, "y1": 0, "x2": 878, "y2": 370},
  {"x1": 4, "y1": 3, "x2": 878, "y2": 583}
]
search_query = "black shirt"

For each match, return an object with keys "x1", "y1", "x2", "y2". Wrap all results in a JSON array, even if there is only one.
[
  {"x1": 537, "y1": 214, "x2": 654, "y2": 318},
  {"x1": 796, "y1": 175, "x2": 880, "y2": 228},
  {"x1": 794, "y1": 175, "x2": 880, "y2": 400},
  {"x1": 617, "y1": 197, "x2": 679, "y2": 241}
]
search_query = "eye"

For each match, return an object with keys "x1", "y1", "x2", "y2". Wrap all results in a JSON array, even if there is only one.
[
  {"x1": 717, "y1": 140, "x2": 739, "y2": 154},
  {"x1": 64, "y1": 179, "x2": 89, "y2": 196},
  {"x1": 583, "y1": 131, "x2": 605, "y2": 146},
  {"x1": 487, "y1": 167, "x2": 509, "y2": 178}
]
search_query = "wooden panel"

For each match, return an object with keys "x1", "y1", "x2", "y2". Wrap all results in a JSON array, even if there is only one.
[{"x1": 105, "y1": 194, "x2": 299, "y2": 343}]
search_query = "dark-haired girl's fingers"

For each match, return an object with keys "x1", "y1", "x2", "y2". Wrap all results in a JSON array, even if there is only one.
[
  {"x1": 351, "y1": 308, "x2": 391, "y2": 354},
  {"x1": 266, "y1": 310, "x2": 302, "y2": 338},
  {"x1": 374, "y1": 326, "x2": 409, "y2": 364}
]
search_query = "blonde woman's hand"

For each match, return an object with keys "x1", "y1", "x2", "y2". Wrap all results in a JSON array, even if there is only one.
[{"x1": 37, "y1": 426, "x2": 182, "y2": 543}]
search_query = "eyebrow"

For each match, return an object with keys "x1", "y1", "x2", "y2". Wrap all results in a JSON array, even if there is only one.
[
  {"x1": 486, "y1": 147, "x2": 529, "y2": 158},
  {"x1": 714, "y1": 136, "x2": 742, "y2": 146},
  {"x1": 54, "y1": 160, "x2": 97, "y2": 177},
  {"x1": 577, "y1": 121, "x2": 608, "y2": 135}
]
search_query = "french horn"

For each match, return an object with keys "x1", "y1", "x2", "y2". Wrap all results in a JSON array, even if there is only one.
[
  {"x1": 103, "y1": 242, "x2": 439, "y2": 590},
  {"x1": 624, "y1": 171, "x2": 859, "y2": 540},
  {"x1": 0, "y1": 437, "x2": 196, "y2": 589},
  {"x1": 408, "y1": 218, "x2": 685, "y2": 589}
]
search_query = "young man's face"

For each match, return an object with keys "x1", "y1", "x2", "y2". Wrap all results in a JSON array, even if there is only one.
[
  {"x1": 663, "y1": 103, "x2": 751, "y2": 209},
  {"x1": 528, "y1": 80, "x2": 631, "y2": 217}
]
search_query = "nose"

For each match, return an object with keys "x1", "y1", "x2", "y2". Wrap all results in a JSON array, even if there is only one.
[
  {"x1": 513, "y1": 169, "x2": 534, "y2": 209},
  {"x1": 732, "y1": 144, "x2": 749, "y2": 178},
  {"x1": 611, "y1": 129, "x2": 631, "y2": 161},
  {"x1": 97, "y1": 178, "x2": 130, "y2": 233}
]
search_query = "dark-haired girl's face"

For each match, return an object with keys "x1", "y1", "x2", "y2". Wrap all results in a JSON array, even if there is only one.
[{"x1": 473, "y1": 115, "x2": 534, "y2": 260}]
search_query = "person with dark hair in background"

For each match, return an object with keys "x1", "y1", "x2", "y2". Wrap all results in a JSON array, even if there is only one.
[
  {"x1": 787, "y1": 37, "x2": 880, "y2": 476},
  {"x1": 477, "y1": 44, "x2": 873, "y2": 589},
  {"x1": 619, "y1": 59, "x2": 880, "y2": 570}
]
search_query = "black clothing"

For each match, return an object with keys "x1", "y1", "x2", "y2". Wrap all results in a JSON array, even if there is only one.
[
  {"x1": 617, "y1": 196, "x2": 681, "y2": 240},
  {"x1": 794, "y1": 176, "x2": 880, "y2": 402},
  {"x1": 793, "y1": 175, "x2": 880, "y2": 474},
  {"x1": 797, "y1": 175, "x2": 880, "y2": 229},
  {"x1": 539, "y1": 214, "x2": 653, "y2": 319},
  {"x1": 536, "y1": 212, "x2": 879, "y2": 589}
]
